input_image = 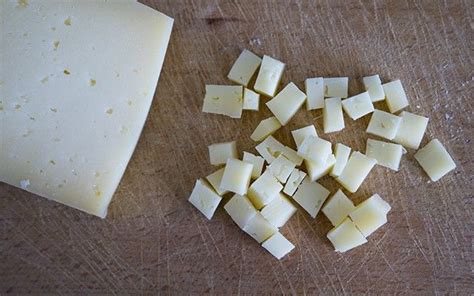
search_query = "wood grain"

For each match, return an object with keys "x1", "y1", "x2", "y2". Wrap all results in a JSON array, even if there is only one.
[{"x1": 1, "y1": 0, "x2": 473, "y2": 294}]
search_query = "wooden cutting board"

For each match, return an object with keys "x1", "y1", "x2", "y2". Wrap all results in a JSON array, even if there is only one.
[{"x1": 1, "y1": 0, "x2": 472, "y2": 294}]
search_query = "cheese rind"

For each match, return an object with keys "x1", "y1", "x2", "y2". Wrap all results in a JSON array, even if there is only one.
[
  {"x1": 322, "y1": 190, "x2": 356, "y2": 226},
  {"x1": 366, "y1": 139, "x2": 404, "y2": 171},
  {"x1": 188, "y1": 179, "x2": 222, "y2": 220},
  {"x1": 293, "y1": 178, "x2": 330, "y2": 218},
  {"x1": 227, "y1": 49, "x2": 262, "y2": 87},
  {"x1": 202, "y1": 85, "x2": 243, "y2": 118},
  {"x1": 336, "y1": 152, "x2": 377, "y2": 193},
  {"x1": 363, "y1": 74, "x2": 385, "y2": 102},
  {"x1": 261, "y1": 232, "x2": 295, "y2": 260},
  {"x1": 382, "y1": 80, "x2": 409, "y2": 113},
  {"x1": 220, "y1": 158, "x2": 253, "y2": 195},
  {"x1": 243, "y1": 212, "x2": 278, "y2": 243},
  {"x1": 342, "y1": 92, "x2": 374, "y2": 120},
  {"x1": 330, "y1": 143, "x2": 351, "y2": 177},
  {"x1": 243, "y1": 152, "x2": 265, "y2": 179},
  {"x1": 393, "y1": 111, "x2": 429, "y2": 149},
  {"x1": 291, "y1": 125, "x2": 318, "y2": 149},
  {"x1": 323, "y1": 77, "x2": 349, "y2": 98},
  {"x1": 414, "y1": 139, "x2": 456, "y2": 181},
  {"x1": 283, "y1": 169, "x2": 307, "y2": 196},
  {"x1": 261, "y1": 193, "x2": 297, "y2": 228},
  {"x1": 206, "y1": 168, "x2": 229, "y2": 196},
  {"x1": 267, "y1": 155, "x2": 296, "y2": 183},
  {"x1": 323, "y1": 97, "x2": 345, "y2": 133},
  {"x1": 250, "y1": 117, "x2": 281, "y2": 142},
  {"x1": 305, "y1": 154, "x2": 336, "y2": 181},
  {"x1": 366, "y1": 110, "x2": 402, "y2": 140},
  {"x1": 305, "y1": 77, "x2": 324, "y2": 110},
  {"x1": 349, "y1": 194, "x2": 391, "y2": 237},
  {"x1": 327, "y1": 217, "x2": 367, "y2": 252},
  {"x1": 208, "y1": 141, "x2": 238, "y2": 166},
  {"x1": 243, "y1": 88, "x2": 260, "y2": 111},
  {"x1": 254, "y1": 55, "x2": 285, "y2": 97},
  {"x1": 224, "y1": 194, "x2": 258, "y2": 228},
  {"x1": 297, "y1": 136, "x2": 332, "y2": 165},
  {"x1": 248, "y1": 171, "x2": 283, "y2": 209},
  {"x1": 266, "y1": 82, "x2": 306, "y2": 125}
]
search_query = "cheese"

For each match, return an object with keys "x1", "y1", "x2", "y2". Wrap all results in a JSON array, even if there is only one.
[
  {"x1": 248, "y1": 171, "x2": 283, "y2": 209},
  {"x1": 322, "y1": 189, "x2": 356, "y2": 226},
  {"x1": 254, "y1": 55, "x2": 285, "y2": 97},
  {"x1": 242, "y1": 88, "x2": 260, "y2": 111},
  {"x1": 283, "y1": 169, "x2": 306, "y2": 196},
  {"x1": 366, "y1": 110, "x2": 402, "y2": 140},
  {"x1": 349, "y1": 194, "x2": 391, "y2": 237},
  {"x1": 208, "y1": 141, "x2": 238, "y2": 166},
  {"x1": 291, "y1": 125, "x2": 318, "y2": 149},
  {"x1": 256, "y1": 136, "x2": 303, "y2": 165},
  {"x1": 266, "y1": 155, "x2": 296, "y2": 183},
  {"x1": 293, "y1": 178, "x2": 330, "y2": 218},
  {"x1": 323, "y1": 97, "x2": 345, "y2": 133},
  {"x1": 366, "y1": 139, "x2": 404, "y2": 171},
  {"x1": 0, "y1": 1, "x2": 173, "y2": 218},
  {"x1": 261, "y1": 232, "x2": 295, "y2": 260},
  {"x1": 330, "y1": 143, "x2": 351, "y2": 178},
  {"x1": 206, "y1": 168, "x2": 229, "y2": 196},
  {"x1": 242, "y1": 152, "x2": 265, "y2": 179},
  {"x1": 202, "y1": 85, "x2": 243, "y2": 118},
  {"x1": 414, "y1": 139, "x2": 456, "y2": 181},
  {"x1": 224, "y1": 194, "x2": 258, "y2": 228},
  {"x1": 227, "y1": 49, "x2": 262, "y2": 87},
  {"x1": 305, "y1": 154, "x2": 336, "y2": 181},
  {"x1": 188, "y1": 179, "x2": 222, "y2": 220},
  {"x1": 327, "y1": 217, "x2": 367, "y2": 253},
  {"x1": 266, "y1": 82, "x2": 306, "y2": 125},
  {"x1": 250, "y1": 117, "x2": 281, "y2": 142},
  {"x1": 220, "y1": 158, "x2": 253, "y2": 195},
  {"x1": 243, "y1": 212, "x2": 278, "y2": 243},
  {"x1": 363, "y1": 74, "x2": 385, "y2": 102},
  {"x1": 305, "y1": 77, "x2": 324, "y2": 110},
  {"x1": 297, "y1": 136, "x2": 332, "y2": 165},
  {"x1": 323, "y1": 77, "x2": 349, "y2": 98},
  {"x1": 382, "y1": 80, "x2": 409, "y2": 113},
  {"x1": 393, "y1": 111, "x2": 429, "y2": 149},
  {"x1": 261, "y1": 193, "x2": 297, "y2": 228},
  {"x1": 336, "y1": 152, "x2": 377, "y2": 193},
  {"x1": 341, "y1": 92, "x2": 374, "y2": 120}
]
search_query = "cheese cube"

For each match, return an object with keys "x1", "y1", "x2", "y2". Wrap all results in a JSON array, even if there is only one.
[
  {"x1": 330, "y1": 143, "x2": 351, "y2": 177},
  {"x1": 227, "y1": 49, "x2": 262, "y2": 86},
  {"x1": 256, "y1": 136, "x2": 303, "y2": 165},
  {"x1": 283, "y1": 169, "x2": 307, "y2": 196},
  {"x1": 281, "y1": 146, "x2": 304, "y2": 166},
  {"x1": 261, "y1": 193, "x2": 297, "y2": 227},
  {"x1": 220, "y1": 158, "x2": 253, "y2": 195},
  {"x1": 291, "y1": 125, "x2": 318, "y2": 149},
  {"x1": 414, "y1": 139, "x2": 456, "y2": 181},
  {"x1": 297, "y1": 136, "x2": 332, "y2": 165},
  {"x1": 250, "y1": 117, "x2": 281, "y2": 142},
  {"x1": 208, "y1": 141, "x2": 238, "y2": 166},
  {"x1": 261, "y1": 232, "x2": 295, "y2": 260},
  {"x1": 323, "y1": 97, "x2": 345, "y2": 133},
  {"x1": 323, "y1": 77, "x2": 349, "y2": 98},
  {"x1": 243, "y1": 212, "x2": 278, "y2": 243},
  {"x1": 366, "y1": 110, "x2": 402, "y2": 140},
  {"x1": 305, "y1": 154, "x2": 336, "y2": 181},
  {"x1": 248, "y1": 172, "x2": 283, "y2": 209},
  {"x1": 393, "y1": 111, "x2": 429, "y2": 149},
  {"x1": 266, "y1": 82, "x2": 307, "y2": 125},
  {"x1": 366, "y1": 139, "x2": 404, "y2": 171},
  {"x1": 243, "y1": 88, "x2": 260, "y2": 111},
  {"x1": 293, "y1": 178, "x2": 330, "y2": 218},
  {"x1": 254, "y1": 55, "x2": 285, "y2": 97},
  {"x1": 327, "y1": 218, "x2": 367, "y2": 252},
  {"x1": 206, "y1": 168, "x2": 229, "y2": 196},
  {"x1": 349, "y1": 194, "x2": 391, "y2": 237},
  {"x1": 188, "y1": 179, "x2": 222, "y2": 220},
  {"x1": 336, "y1": 152, "x2": 377, "y2": 193},
  {"x1": 202, "y1": 85, "x2": 243, "y2": 118},
  {"x1": 363, "y1": 74, "x2": 385, "y2": 102},
  {"x1": 382, "y1": 80, "x2": 409, "y2": 113},
  {"x1": 243, "y1": 152, "x2": 265, "y2": 179},
  {"x1": 305, "y1": 77, "x2": 324, "y2": 110},
  {"x1": 322, "y1": 190, "x2": 356, "y2": 226},
  {"x1": 224, "y1": 194, "x2": 258, "y2": 228},
  {"x1": 342, "y1": 92, "x2": 374, "y2": 120},
  {"x1": 267, "y1": 155, "x2": 296, "y2": 183}
]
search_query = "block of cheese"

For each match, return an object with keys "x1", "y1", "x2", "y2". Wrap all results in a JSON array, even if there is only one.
[
  {"x1": 327, "y1": 217, "x2": 367, "y2": 253},
  {"x1": 206, "y1": 168, "x2": 229, "y2": 196},
  {"x1": 227, "y1": 49, "x2": 262, "y2": 87},
  {"x1": 266, "y1": 82, "x2": 306, "y2": 125},
  {"x1": 305, "y1": 77, "x2": 324, "y2": 110},
  {"x1": 291, "y1": 125, "x2": 318, "y2": 149},
  {"x1": 262, "y1": 232, "x2": 295, "y2": 260},
  {"x1": 256, "y1": 136, "x2": 303, "y2": 165},
  {"x1": 366, "y1": 139, "x2": 404, "y2": 171},
  {"x1": 323, "y1": 97, "x2": 345, "y2": 133},
  {"x1": 261, "y1": 193, "x2": 297, "y2": 228},
  {"x1": 248, "y1": 172, "x2": 283, "y2": 209},
  {"x1": 349, "y1": 194, "x2": 391, "y2": 237},
  {"x1": 293, "y1": 178, "x2": 330, "y2": 218},
  {"x1": 305, "y1": 154, "x2": 336, "y2": 181},
  {"x1": 254, "y1": 55, "x2": 285, "y2": 97},
  {"x1": 243, "y1": 212, "x2": 278, "y2": 243},
  {"x1": 224, "y1": 194, "x2": 257, "y2": 228},
  {"x1": 414, "y1": 139, "x2": 456, "y2": 181},
  {"x1": 0, "y1": 1, "x2": 173, "y2": 218},
  {"x1": 243, "y1": 152, "x2": 265, "y2": 179},
  {"x1": 208, "y1": 141, "x2": 238, "y2": 166},
  {"x1": 330, "y1": 143, "x2": 351, "y2": 178},
  {"x1": 323, "y1": 77, "x2": 349, "y2": 98},
  {"x1": 366, "y1": 110, "x2": 402, "y2": 140},
  {"x1": 283, "y1": 169, "x2": 307, "y2": 196},
  {"x1": 267, "y1": 155, "x2": 296, "y2": 183},
  {"x1": 250, "y1": 117, "x2": 281, "y2": 142},
  {"x1": 342, "y1": 92, "x2": 374, "y2": 120},
  {"x1": 363, "y1": 74, "x2": 385, "y2": 102},
  {"x1": 202, "y1": 85, "x2": 243, "y2": 118},
  {"x1": 393, "y1": 111, "x2": 429, "y2": 149},
  {"x1": 242, "y1": 88, "x2": 260, "y2": 111},
  {"x1": 336, "y1": 152, "x2": 377, "y2": 193},
  {"x1": 297, "y1": 136, "x2": 332, "y2": 165},
  {"x1": 188, "y1": 179, "x2": 222, "y2": 220},
  {"x1": 382, "y1": 80, "x2": 409, "y2": 113},
  {"x1": 322, "y1": 190, "x2": 356, "y2": 226},
  {"x1": 220, "y1": 158, "x2": 253, "y2": 195}
]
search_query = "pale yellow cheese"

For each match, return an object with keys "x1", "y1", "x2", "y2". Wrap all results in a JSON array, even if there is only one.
[
  {"x1": 293, "y1": 178, "x2": 330, "y2": 218},
  {"x1": 254, "y1": 55, "x2": 285, "y2": 97},
  {"x1": 382, "y1": 80, "x2": 409, "y2": 113},
  {"x1": 366, "y1": 110, "x2": 402, "y2": 140},
  {"x1": 243, "y1": 212, "x2": 278, "y2": 243},
  {"x1": 227, "y1": 49, "x2": 262, "y2": 86},
  {"x1": 305, "y1": 154, "x2": 336, "y2": 181},
  {"x1": 220, "y1": 158, "x2": 253, "y2": 195},
  {"x1": 256, "y1": 136, "x2": 303, "y2": 165},
  {"x1": 322, "y1": 189, "x2": 356, "y2": 226},
  {"x1": 202, "y1": 85, "x2": 243, "y2": 118},
  {"x1": 327, "y1": 217, "x2": 367, "y2": 253},
  {"x1": 208, "y1": 141, "x2": 238, "y2": 166},
  {"x1": 267, "y1": 155, "x2": 296, "y2": 183},
  {"x1": 261, "y1": 232, "x2": 295, "y2": 260},
  {"x1": 363, "y1": 74, "x2": 385, "y2": 102},
  {"x1": 224, "y1": 194, "x2": 257, "y2": 228},
  {"x1": 336, "y1": 152, "x2": 377, "y2": 193},
  {"x1": 248, "y1": 171, "x2": 283, "y2": 209},
  {"x1": 266, "y1": 82, "x2": 307, "y2": 125},
  {"x1": 206, "y1": 168, "x2": 229, "y2": 196},
  {"x1": 342, "y1": 92, "x2": 374, "y2": 120},
  {"x1": 188, "y1": 179, "x2": 222, "y2": 220},
  {"x1": 250, "y1": 117, "x2": 281, "y2": 142},
  {"x1": 261, "y1": 193, "x2": 297, "y2": 228},
  {"x1": 283, "y1": 169, "x2": 307, "y2": 196},
  {"x1": 305, "y1": 77, "x2": 324, "y2": 110},
  {"x1": 243, "y1": 88, "x2": 260, "y2": 111},
  {"x1": 243, "y1": 152, "x2": 265, "y2": 179},
  {"x1": 393, "y1": 111, "x2": 429, "y2": 149},
  {"x1": 323, "y1": 97, "x2": 344, "y2": 133},
  {"x1": 323, "y1": 77, "x2": 349, "y2": 98},
  {"x1": 291, "y1": 125, "x2": 318, "y2": 149},
  {"x1": 414, "y1": 139, "x2": 456, "y2": 181},
  {"x1": 366, "y1": 139, "x2": 404, "y2": 171},
  {"x1": 349, "y1": 194, "x2": 391, "y2": 237},
  {"x1": 297, "y1": 136, "x2": 332, "y2": 165},
  {"x1": 330, "y1": 143, "x2": 351, "y2": 178}
]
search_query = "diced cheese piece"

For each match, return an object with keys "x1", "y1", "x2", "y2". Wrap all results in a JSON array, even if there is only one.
[
  {"x1": 256, "y1": 136, "x2": 303, "y2": 165},
  {"x1": 305, "y1": 77, "x2": 324, "y2": 110},
  {"x1": 0, "y1": 1, "x2": 173, "y2": 218},
  {"x1": 327, "y1": 217, "x2": 367, "y2": 253},
  {"x1": 208, "y1": 141, "x2": 238, "y2": 166},
  {"x1": 297, "y1": 136, "x2": 332, "y2": 165},
  {"x1": 220, "y1": 158, "x2": 253, "y2": 195},
  {"x1": 266, "y1": 82, "x2": 306, "y2": 125},
  {"x1": 224, "y1": 194, "x2": 258, "y2": 228},
  {"x1": 350, "y1": 194, "x2": 391, "y2": 237},
  {"x1": 248, "y1": 172, "x2": 283, "y2": 209},
  {"x1": 243, "y1": 152, "x2": 265, "y2": 179},
  {"x1": 330, "y1": 143, "x2": 351, "y2": 177},
  {"x1": 366, "y1": 139, "x2": 404, "y2": 171},
  {"x1": 206, "y1": 168, "x2": 229, "y2": 196},
  {"x1": 393, "y1": 111, "x2": 429, "y2": 149},
  {"x1": 366, "y1": 110, "x2": 402, "y2": 140},
  {"x1": 322, "y1": 190, "x2": 356, "y2": 226},
  {"x1": 227, "y1": 49, "x2": 262, "y2": 86},
  {"x1": 254, "y1": 55, "x2": 285, "y2": 97},
  {"x1": 363, "y1": 74, "x2": 385, "y2": 102},
  {"x1": 261, "y1": 193, "x2": 297, "y2": 227},
  {"x1": 250, "y1": 117, "x2": 281, "y2": 142},
  {"x1": 281, "y1": 146, "x2": 304, "y2": 166},
  {"x1": 291, "y1": 125, "x2": 318, "y2": 149},
  {"x1": 293, "y1": 178, "x2": 330, "y2": 218},
  {"x1": 261, "y1": 232, "x2": 295, "y2": 260},
  {"x1": 243, "y1": 212, "x2": 278, "y2": 243},
  {"x1": 382, "y1": 80, "x2": 409, "y2": 113},
  {"x1": 414, "y1": 139, "x2": 456, "y2": 181},
  {"x1": 202, "y1": 85, "x2": 243, "y2": 118},
  {"x1": 336, "y1": 152, "x2": 377, "y2": 193},
  {"x1": 188, "y1": 179, "x2": 222, "y2": 220},
  {"x1": 266, "y1": 155, "x2": 296, "y2": 183},
  {"x1": 323, "y1": 77, "x2": 349, "y2": 98},
  {"x1": 342, "y1": 92, "x2": 374, "y2": 120},
  {"x1": 305, "y1": 154, "x2": 336, "y2": 181},
  {"x1": 243, "y1": 88, "x2": 260, "y2": 111},
  {"x1": 283, "y1": 169, "x2": 307, "y2": 196},
  {"x1": 323, "y1": 97, "x2": 344, "y2": 133}
]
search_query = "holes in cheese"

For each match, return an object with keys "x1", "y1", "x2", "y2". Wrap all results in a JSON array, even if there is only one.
[
  {"x1": 341, "y1": 91, "x2": 374, "y2": 120},
  {"x1": 206, "y1": 168, "x2": 229, "y2": 196},
  {"x1": 208, "y1": 141, "x2": 238, "y2": 166},
  {"x1": 323, "y1": 77, "x2": 349, "y2": 98},
  {"x1": 250, "y1": 117, "x2": 281, "y2": 142},
  {"x1": 305, "y1": 77, "x2": 324, "y2": 110},
  {"x1": 363, "y1": 74, "x2": 385, "y2": 102},
  {"x1": 366, "y1": 109, "x2": 402, "y2": 140},
  {"x1": 188, "y1": 179, "x2": 222, "y2": 220},
  {"x1": 366, "y1": 139, "x2": 404, "y2": 171},
  {"x1": 254, "y1": 55, "x2": 285, "y2": 97},
  {"x1": 220, "y1": 158, "x2": 253, "y2": 195},
  {"x1": 202, "y1": 85, "x2": 243, "y2": 118},
  {"x1": 330, "y1": 143, "x2": 351, "y2": 178},
  {"x1": 293, "y1": 178, "x2": 330, "y2": 218},
  {"x1": 322, "y1": 189, "x2": 356, "y2": 226},
  {"x1": 336, "y1": 152, "x2": 377, "y2": 193},
  {"x1": 261, "y1": 193, "x2": 297, "y2": 228},
  {"x1": 414, "y1": 139, "x2": 456, "y2": 182},
  {"x1": 349, "y1": 194, "x2": 391, "y2": 237},
  {"x1": 382, "y1": 80, "x2": 409, "y2": 113},
  {"x1": 227, "y1": 49, "x2": 262, "y2": 87},
  {"x1": 224, "y1": 194, "x2": 258, "y2": 228},
  {"x1": 266, "y1": 82, "x2": 307, "y2": 125},
  {"x1": 323, "y1": 97, "x2": 345, "y2": 133},
  {"x1": 243, "y1": 152, "x2": 265, "y2": 179},
  {"x1": 266, "y1": 155, "x2": 296, "y2": 183},
  {"x1": 305, "y1": 154, "x2": 336, "y2": 181},
  {"x1": 327, "y1": 217, "x2": 367, "y2": 253},
  {"x1": 283, "y1": 169, "x2": 307, "y2": 196},
  {"x1": 261, "y1": 232, "x2": 295, "y2": 260},
  {"x1": 243, "y1": 212, "x2": 278, "y2": 243},
  {"x1": 393, "y1": 111, "x2": 429, "y2": 149},
  {"x1": 291, "y1": 125, "x2": 318, "y2": 149},
  {"x1": 248, "y1": 171, "x2": 283, "y2": 210},
  {"x1": 242, "y1": 88, "x2": 260, "y2": 111},
  {"x1": 297, "y1": 136, "x2": 332, "y2": 165}
]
